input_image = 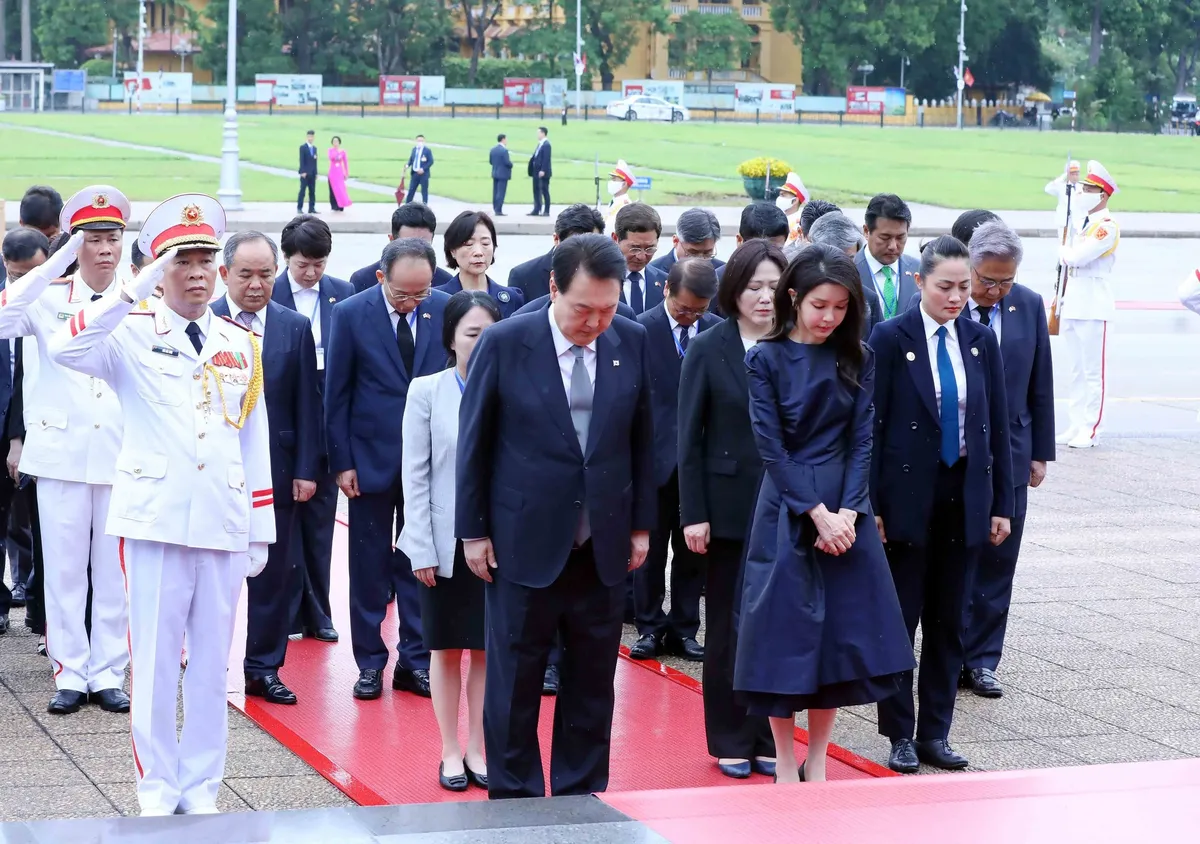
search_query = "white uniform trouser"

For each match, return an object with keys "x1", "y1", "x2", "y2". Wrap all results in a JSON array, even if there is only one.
[
  {"x1": 38, "y1": 479, "x2": 128, "y2": 693},
  {"x1": 121, "y1": 538, "x2": 244, "y2": 816},
  {"x1": 1063, "y1": 318, "x2": 1108, "y2": 440}
]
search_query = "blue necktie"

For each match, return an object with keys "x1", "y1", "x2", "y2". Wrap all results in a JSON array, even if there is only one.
[
  {"x1": 629, "y1": 272, "x2": 644, "y2": 315},
  {"x1": 936, "y1": 325, "x2": 959, "y2": 467}
]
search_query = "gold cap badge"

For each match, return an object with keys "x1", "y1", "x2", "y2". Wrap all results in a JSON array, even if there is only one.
[{"x1": 181, "y1": 204, "x2": 204, "y2": 226}]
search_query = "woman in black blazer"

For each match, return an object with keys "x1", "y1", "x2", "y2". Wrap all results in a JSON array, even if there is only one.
[{"x1": 678, "y1": 239, "x2": 785, "y2": 780}]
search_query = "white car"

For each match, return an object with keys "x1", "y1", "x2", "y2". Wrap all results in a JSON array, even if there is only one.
[{"x1": 607, "y1": 96, "x2": 690, "y2": 123}]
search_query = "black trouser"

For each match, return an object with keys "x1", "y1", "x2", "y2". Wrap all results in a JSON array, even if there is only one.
[
  {"x1": 877, "y1": 461, "x2": 980, "y2": 743},
  {"x1": 492, "y1": 179, "x2": 508, "y2": 214},
  {"x1": 245, "y1": 501, "x2": 299, "y2": 678},
  {"x1": 634, "y1": 472, "x2": 704, "y2": 641},
  {"x1": 290, "y1": 470, "x2": 337, "y2": 634},
  {"x1": 406, "y1": 173, "x2": 429, "y2": 204},
  {"x1": 964, "y1": 484, "x2": 1028, "y2": 672},
  {"x1": 702, "y1": 537, "x2": 774, "y2": 760},
  {"x1": 24, "y1": 479, "x2": 45, "y2": 634},
  {"x1": 297, "y1": 174, "x2": 316, "y2": 212},
  {"x1": 532, "y1": 176, "x2": 550, "y2": 214},
  {"x1": 0, "y1": 479, "x2": 15, "y2": 619},
  {"x1": 6, "y1": 484, "x2": 33, "y2": 591},
  {"x1": 484, "y1": 543, "x2": 623, "y2": 799}
]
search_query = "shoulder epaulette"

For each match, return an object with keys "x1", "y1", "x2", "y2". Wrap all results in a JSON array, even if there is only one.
[{"x1": 219, "y1": 314, "x2": 263, "y2": 338}]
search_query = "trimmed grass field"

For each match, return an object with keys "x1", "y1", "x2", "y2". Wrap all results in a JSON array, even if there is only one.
[{"x1": 3, "y1": 113, "x2": 1199, "y2": 211}]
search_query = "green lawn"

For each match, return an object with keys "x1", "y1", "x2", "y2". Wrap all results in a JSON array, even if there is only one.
[{"x1": 3, "y1": 113, "x2": 1198, "y2": 211}]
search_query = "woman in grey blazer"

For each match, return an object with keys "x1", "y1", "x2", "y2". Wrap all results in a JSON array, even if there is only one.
[{"x1": 398, "y1": 290, "x2": 501, "y2": 792}]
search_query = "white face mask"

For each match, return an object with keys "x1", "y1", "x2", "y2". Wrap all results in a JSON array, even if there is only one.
[
  {"x1": 1077, "y1": 189, "x2": 1104, "y2": 213},
  {"x1": 776, "y1": 195, "x2": 795, "y2": 212},
  {"x1": 607, "y1": 180, "x2": 624, "y2": 196}
]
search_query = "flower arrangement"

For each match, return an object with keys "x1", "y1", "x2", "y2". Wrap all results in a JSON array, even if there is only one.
[{"x1": 737, "y1": 157, "x2": 792, "y2": 179}]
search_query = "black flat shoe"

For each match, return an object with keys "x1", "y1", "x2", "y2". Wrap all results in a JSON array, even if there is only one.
[
  {"x1": 888, "y1": 738, "x2": 920, "y2": 774},
  {"x1": 393, "y1": 667, "x2": 432, "y2": 697},
  {"x1": 89, "y1": 689, "x2": 131, "y2": 713},
  {"x1": 464, "y1": 759, "x2": 488, "y2": 789},
  {"x1": 916, "y1": 739, "x2": 969, "y2": 770},
  {"x1": 718, "y1": 760, "x2": 751, "y2": 779},
  {"x1": 542, "y1": 665, "x2": 559, "y2": 696},
  {"x1": 47, "y1": 690, "x2": 87, "y2": 715},
  {"x1": 439, "y1": 761, "x2": 469, "y2": 792},
  {"x1": 353, "y1": 669, "x2": 383, "y2": 700},
  {"x1": 751, "y1": 758, "x2": 776, "y2": 777},
  {"x1": 245, "y1": 673, "x2": 298, "y2": 705}
]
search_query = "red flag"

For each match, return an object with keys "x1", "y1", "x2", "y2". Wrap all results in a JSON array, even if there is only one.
[{"x1": 963, "y1": 67, "x2": 975, "y2": 88}]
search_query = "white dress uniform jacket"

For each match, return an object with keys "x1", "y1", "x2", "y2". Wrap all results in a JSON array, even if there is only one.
[{"x1": 1060, "y1": 209, "x2": 1118, "y2": 323}]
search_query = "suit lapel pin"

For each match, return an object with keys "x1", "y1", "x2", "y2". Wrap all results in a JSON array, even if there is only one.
[
  {"x1": 422, "y1": 313, "x2": 431, "y2": 319},
  {"x1": 971, "y1": 347, "x2": 979, "y2": 357},
  {"x1": 613, "y1": 360, "x2": 621, "y2": 367},
  {"x1": 498, "y1": 290, "x2": 511, "y2": 303},
  {"x1": 1008, "y1": 305, "x2": 1016, "y2": 312},
  {"x1": 905, "y1": 351, "x2": 916, "y2": 362},
  {"x1": 654, "y1": 281, "x2": 662, "y2": 288},
  {"x1": 328, "y1": 296, "x2": 336, "y2": 303}
]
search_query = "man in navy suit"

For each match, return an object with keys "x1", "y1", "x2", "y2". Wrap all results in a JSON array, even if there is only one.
[
  {"x1": 613, "y1": 203, "x2": 668, "y2": 316},
  {"x1": 804, "y1": 212, "x2": 883, "y2": 338},
  {"x1": 271, "y1": 215, "x2": 353, "y2": 645},
  {"x1": 507, "y1": 204, "x2": 604, "y2": 303},
  {"x1": 326, "y1": 238, "x2": 449, "y2": 701},
  {"x1": 957, "y1": 220, "x2": 1055, "y2": 698},
  {"x1": 457, "y1": 233, "x2": 655, "y2": 799},
  {"x1": 528, "y1": 126, "x2": 552, "y2": 216},
  {"x1": 630, "y1": 258, "x2": 721, "y2": 662},
  {"x1": 715, "y1": 202, "x2": 790, "y2": 286},
  {"x1": 297, "y1": 130, "x2": 318, "y2": 214},
  {"x1": 490, "y1": 134, "x2": 513, "y2": 215},
  {"x1": 405, "y1": 134, "x2": 434, "y2": 204},
  {"x1": 856, "y1": 193, "x2": 918, "y2": 322},
  {"x1": 216, "y1": 232, "x2": 321, "y2": 705},
  {"x1": 649, "y1": 207, "x2": 725, "y2": 276},
  {"x1": 349, "y1": 204, "x2": 453, "y2": 295}
]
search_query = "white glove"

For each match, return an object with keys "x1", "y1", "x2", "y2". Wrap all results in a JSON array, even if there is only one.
[
  {"x1": 127, "y1": 247, "x2": 178, "y2": 303},
  {"x1": 246, "y1": 542, "x2": 269, "y2": 578},
  {"x1": 26, "y1": 232, "x2": 85, "y2": 285}
]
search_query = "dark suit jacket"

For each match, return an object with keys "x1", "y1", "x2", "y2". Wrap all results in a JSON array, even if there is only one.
[
  {"x1": 212, "y1": 298, "x2": 321, "y2": 500},
  {"x1": 637, "y1": 303, "x2": 721, "y2": 488},
  {"x1": 490, "y1": 144, "x2": 513, "y2": 181},
  {"x1": 620, "y1": 265, "x2": 668, "y2": 314},
  {"x1": 435, "y1": 275, "x2": 525, "y2": 319},
  {"x1": 677, "y1": 317, "x2": 761, "y2": 540},
  {"x1": 909, "y1": 285, "x2": 1055, "y2": 487},
  {"x1": 529, "y1": 140, "x2": 552, "y2": 179},
  {"x1": 324, "y1": 286, "x2": 451, "y2": 494},
  {"x1": 350, "y1": 261, "x2": 452, "y2": 295},
  {"x1": 408, "y1": 146, "x2": 434, "y2": 172},
  {"x1": 270, "y1": 271, "x2": 354, "y2": 389},
  {"x1": 456, "y1": 310, "x2": 655, "y2": 589},
  {"x1": 856, "y1": 250, "x2": 918, "y2": 319},
  {"x1": 506, "y1": 250, "x2": 555, "y2": 303},
  {"x1": 515, "y1": 293, "x2": 636, "y2": 322},
  {"x1": 649, "y1": 249, "x2": 725, "y2": 276},
  {"x1": 868, "y1": 306, "x2": 1014, "y2": 548},
  {"x1": 299, "y1": 143, "x2": 318, "y2": 177}
]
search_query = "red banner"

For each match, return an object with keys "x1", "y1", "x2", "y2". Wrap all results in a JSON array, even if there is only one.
[{"x1": 503, "y1": 78, "x2": 544, "y2": 108}]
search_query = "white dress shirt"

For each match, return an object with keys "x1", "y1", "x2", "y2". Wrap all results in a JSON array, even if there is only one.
[
  {"x1": 289, "y1": 273, "x2": 322, "y2": 350},
  {"x1": 969, "y1": 298, "x2": 1001, "y2": 344},
  {"x1": 919, "y1": 305, "x2": 967, "y2": 457},
  {"x1": 665, "y1": 309, "x2": 696, "y2": 352},
  {"x1": 386, "y1": 296, "x2": 418, "y2": 341},
  {"x1": 226, "y1": 297, "x2": 266, "y2": 335},
  {"x1": 411, "y1": 145, "x2": 425, "y2": 169},
  {"x1": 864, "y1": 249, "x2": 900, "y2": 307},
  {"x1": 623, "y1": 271, "x2": 645, "y2": 310},
  {"x1": 548, "y1": 305, "x2": 596, "y2": 399},
  {"x1": 163, "y1": 303, "x2": 212, "y2": 346}
]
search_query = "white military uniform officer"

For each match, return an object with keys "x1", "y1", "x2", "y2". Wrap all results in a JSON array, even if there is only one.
[
  {"x1": 776, "y1": 171, "x2": 809, "y2": 244},
  {"x1": 48, "y1": 193, "x2": 275, "y2": 817},
  {"x1": 604, "y1": 160, "x2": 635, "y2": 230},
  {"x1": 1057, "y1": 160, "x2": 1119, "y2": 449},
  {"x1": 0, "y1": 186, "x2": 133, "y2": 716}
]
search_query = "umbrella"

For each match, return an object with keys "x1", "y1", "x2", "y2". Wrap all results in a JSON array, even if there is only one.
[{"x1": 1025, "y1": 91, "x2": 1052, "y2": 103}]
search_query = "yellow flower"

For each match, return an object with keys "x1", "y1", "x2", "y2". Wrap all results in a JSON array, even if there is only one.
[{"x1": 737, "y1": 157, "x2": 792, "y2": 179}]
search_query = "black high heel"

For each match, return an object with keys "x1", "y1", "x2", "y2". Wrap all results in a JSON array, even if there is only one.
[{"x1": 772, "y1": 761, "x2": 807, "y2": 784}]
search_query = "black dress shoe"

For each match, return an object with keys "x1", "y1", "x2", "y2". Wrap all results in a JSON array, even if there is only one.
[
  {"x1": 90, "y1": 689, "x2": 131, "y2": 713},
  {"x1": 916, "y1": 739, "x2": 969, "y2": 770},
  {"x1": 629, "y1": 634, "x2": 660, "y2": 660},
  {"x1": 47, "y1": 690, "x2": 87, "y2": 714},
  {"x1": 464, "y1": 759, "x2": 488, "y2": 789},
  {"x1": 439, "y1": 761, "x2": 469, "y2": 792},
  {"x1": 0, "y1": 616, "x2": 9, "y2": 635},
  {"x1": 888, "y1": 738, "x2": 920, "y2": 774},
  {"x1": 718, "y1": 760, "x2": 751, "y2": 779},
  {"x1": 542, "y1": 665, "x2": 559, "y2": 696},
  {"x1": 308, "y1": 627, "x2": 339, "y2": 643},
  {"x1": 10, "y1": 587, "x2": 25, "y2": 607},
  {"x1": 665, "y1": 636, "x2": 705, "y2": 662},
  {"x1": 245, "y1": 674, "x2": 298, "y2": 705},
  {"x1": 968, "y1": 667, "x2": 1003, "y2": 698},
  {"x1": 393, "y1": 667, "x2": 432, "y2": 697},
  {"x1": 353, "y1": 669, "x2": 384, "y2": 700}
]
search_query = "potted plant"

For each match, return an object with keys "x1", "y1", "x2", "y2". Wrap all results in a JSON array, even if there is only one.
[{"x1": 737, "y1": 157, "x2": 792, "y2": 200}]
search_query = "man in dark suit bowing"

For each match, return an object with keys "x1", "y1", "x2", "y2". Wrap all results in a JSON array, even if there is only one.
[
  {"x1": 348, "y1": 204, "x2": 453, "y2": 295},
  {"x1": 649, "y1": 207, "x2": 725, "y2": 277},
  {"x1": 958, "y1": 220, "x2": 1054, "y2": 698},
  {"x1": 630, "y1": 258, "x2": 720, "y2": 662},
  {"x1": 528, "y1": 126, "x2": 552, "y2": 216},
  {"x1": 507, "y1": 204, "x2": 604, "y2": 303},
  {"x1": 856, "y1": 193, "x2": 918, "y2": 322},
  {"x1": 326, "y1": 238, "x2": 449, "y2": 701},
  {"x1": 216, "y1": 232, "x2": 321, "y2": 705},
  {"x1": 458, "y1": 233, "x2": 655, "y2": 799},
  {"x1": 613, "y1": 203, "x2": 668, "y2": 317},
  {"x1": 297, "y1": 130, "x2": 318, "y2": 214},
  {"x1": 272, "y1": 215, "x2": 354, "y2": 646}
]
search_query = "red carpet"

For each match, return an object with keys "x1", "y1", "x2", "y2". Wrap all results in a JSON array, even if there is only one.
[{"x1": 226, "y1": 520, "x2": 891, "y2": 805}]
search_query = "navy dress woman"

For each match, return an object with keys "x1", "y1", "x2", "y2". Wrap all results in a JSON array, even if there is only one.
[
  {"x1": 435, "y1": 210, "x2": 524, "y2": 318},
  {"x1": 734, "y1": 244, "x2": 913, "y2": 784}
]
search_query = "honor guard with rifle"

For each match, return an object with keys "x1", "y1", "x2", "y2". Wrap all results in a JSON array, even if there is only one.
[{"x1": 1054, "y1": 160, "x2": 1119, "y2": 450}]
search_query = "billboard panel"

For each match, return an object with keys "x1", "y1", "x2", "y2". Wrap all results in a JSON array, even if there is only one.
[
  {"x1": 734, "y1": 83, "x2": 796, "y2": 113},
  {"x1": 255, "y1": 74, "x2": 323, "y2": 106},
  {"x1": 503, "y1": 78, "x2": 543, "y2": 107},
  {"x1": 379, "y1": 75, "x2": 446, "y2": 107},
  {"x1": 122, "y1": 71, "x2": 193, "y2": 104},
  {"x1": 847, "y1": 86, "x2": 907, "y2": 115},
  {"x1": 621, "y1": 79, "x2": 684, "y2": 105}
]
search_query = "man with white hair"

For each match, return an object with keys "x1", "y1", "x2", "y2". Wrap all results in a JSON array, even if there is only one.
[
  {"x1": 649, "y1": 207, "x2": 725, "y2": 275},
  {"x1": 805, "y1": 213, "x2": 882, "y2": 338}
]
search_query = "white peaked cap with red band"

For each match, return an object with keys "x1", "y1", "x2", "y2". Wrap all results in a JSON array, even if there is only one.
[
  {"x1": 60, "y1": 185, "x2": 132, "y2": 233},
  {"x1": 138, "y1": 193, "x2": 227, "y2": 258},
  {"x1": 778, "y1": 172, "x2": 809, "y2": 204},
  {"x1": 609, "y1": 160, "x2": 635, "y2": 187},
  {"x1": 1083, "y1": 160, "x2": 1118, "y2": 196}
]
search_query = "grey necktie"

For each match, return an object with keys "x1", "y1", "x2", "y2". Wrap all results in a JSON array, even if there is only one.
[
  {"x1": 237, "y1": 310, "x2": 255, "y2": 329},
  {"x1": 569, "y1": 344, "x2": 593, "y2": 545}
]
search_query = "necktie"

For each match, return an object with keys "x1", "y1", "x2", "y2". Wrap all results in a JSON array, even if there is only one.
[
  {"x1": 881, "y1": 266, "x2": 897, "y2": 319},
  {"x1": 935, "y1": 325, "x2": 959, "y2": 467},
  {"x1": 90, "y1": 293, "x2": 102, "y2": 302},
  {"x1": 237, "y1": 310, "x2": 255, "y2": 330},
  {"x1": 629, "y1": 272, "x2": 644, "y2": 315},
  {"x1": 977, "y1": 305, "x2": 991, "y2": 327},
  {"x1": 569, "y1": 345, "x2": 593, "y2": 545},
  {"x1": 185, "y1": 322, "x2": 204, "y2": 355},
  {"x1": 677, "y1": 325, "x2": 689, "y2": 356},
  {"x1": 396, "y1": 312, "x2": 416, "y2": 374}
]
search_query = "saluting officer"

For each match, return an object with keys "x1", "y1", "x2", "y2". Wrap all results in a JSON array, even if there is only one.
[
  {"x1": 604, "y1": 160, "x2": 636, "y2": 230},
  {"x1": 48, "y1": 194, "x2": 275, "y2": 817},
  {"x1": 1057, "y1": 160, "x2": 1119, "y2": 449},
  {"x1": 0, "y1": 186, "x2": 133, "y2": 716},
  {"x1": 775, "y1": 171, "x2": 809, "y2": 245}
]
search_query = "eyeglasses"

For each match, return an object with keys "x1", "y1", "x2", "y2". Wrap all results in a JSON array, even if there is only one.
[
  {"x1": 625, "y1": 246, "x2": 658, "y2": 258},
  {"x1": 387, "y1": 287, "x2": 432, "y2": 304},
  {"x1": 975, "y1": 275, "x2": 1015, "y2": 290},
  {"x1": 681, "y1": 249, "x2": 715, "y2": 259},
  {"x1": 672, "y1": 304, "x2": 710, "y2": 318}
]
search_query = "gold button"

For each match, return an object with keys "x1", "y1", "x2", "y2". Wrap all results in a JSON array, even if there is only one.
[
  {"x1": 197, "y1": 463, "x2": 205, "y2": 470},
  {"x1": 198, "y1": 432, "x2": 206, "y2": 439}
]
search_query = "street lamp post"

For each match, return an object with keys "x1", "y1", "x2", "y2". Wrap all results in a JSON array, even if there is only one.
[
  {"x1": 136, "y1": 0, "x2": 146, "y2": 114},
  {"x1": 573, "y1": 0, "x2": 583, "y2": 116},
  {"x1": 955, "y1": 0, "x2": 967, "y2": 130},
  {"x1": 218, "y1": 0, "x2": 243, "y2": 210}
]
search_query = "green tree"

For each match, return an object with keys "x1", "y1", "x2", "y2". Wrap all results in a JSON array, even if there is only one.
[
  {"x1": 506, "y1": 0, "x2": 575, "y2": 78},
  {"x1": 459, "y1": 0, "x2": 505, "y2": 85},
  {"x1": 34, "y1": 0, "x2": 126, "y2": 67},
  {"x1": 196, "y1": 0, "x2": 293, "y2": 84},
  {"x1": 669, "y1": 12, "x2": 752, "y2": 91},
  {"x1": 362, "y1": 0, "x2": 453, "y2": 77},
  {"x1": 572, "y1": 0, "x2": 670, "y2": 90}
]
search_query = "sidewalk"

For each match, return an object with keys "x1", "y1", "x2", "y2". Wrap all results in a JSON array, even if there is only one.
[{"x1": 6, "y1": 200, "x2": 1200, "y2": 238}]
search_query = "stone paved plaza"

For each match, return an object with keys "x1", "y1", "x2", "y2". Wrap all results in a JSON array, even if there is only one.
[{"x1": 2, "y1": 436, "x2": 1199, "y2": 820}]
